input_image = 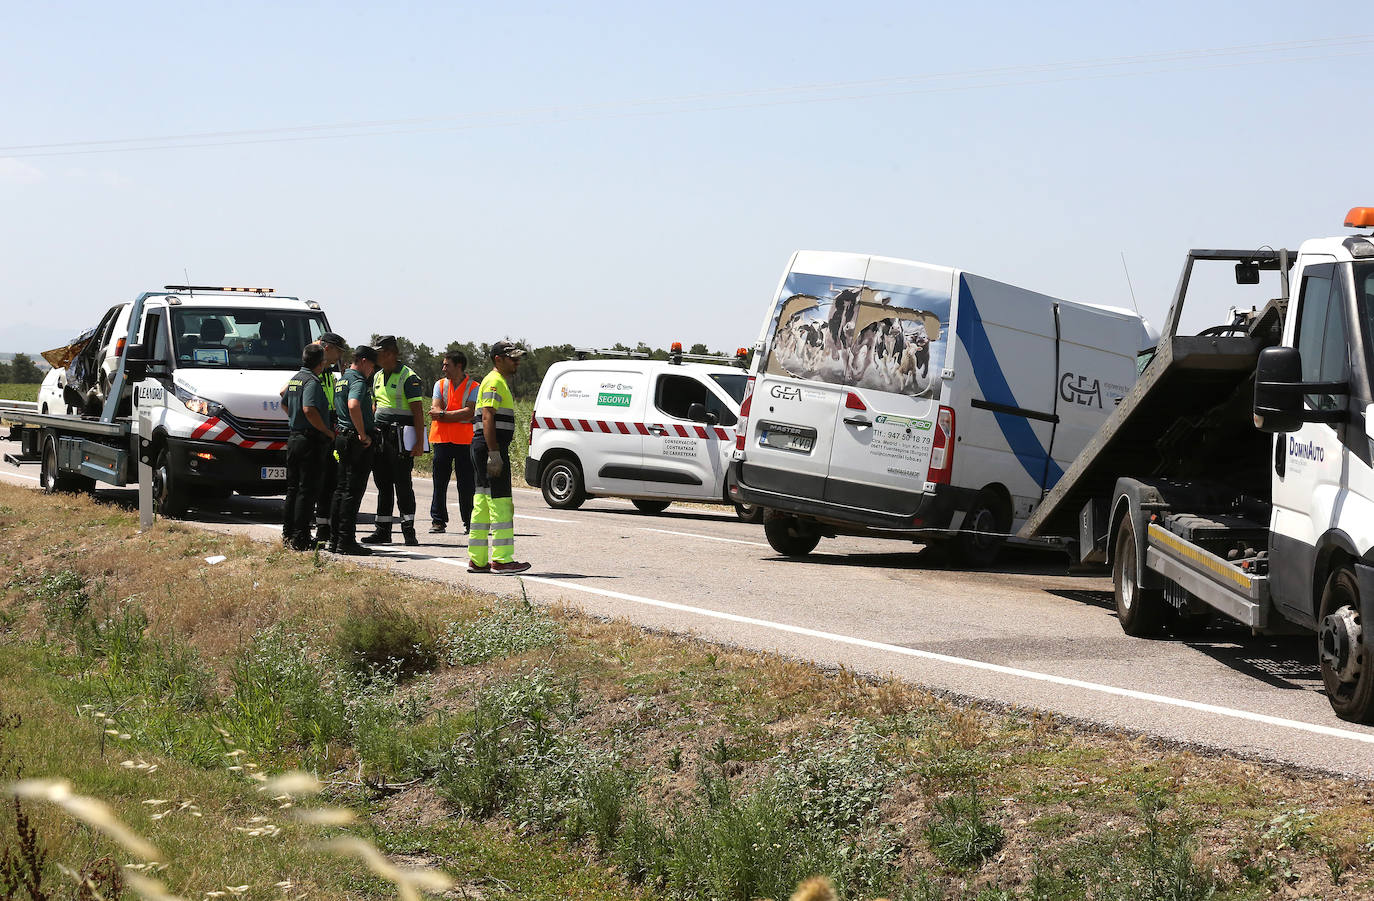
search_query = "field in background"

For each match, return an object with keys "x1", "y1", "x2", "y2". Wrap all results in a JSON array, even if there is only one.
[
  {"x1": 0, "y1": 383, "x2": 39, "y2": 402},
  {"x1": 3, "y1": 482, "x2": 1373, "y2": 900}
]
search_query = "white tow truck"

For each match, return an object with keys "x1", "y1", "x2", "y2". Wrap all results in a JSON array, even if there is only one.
[
  {"x1": 1024, "y1": 209, "x2": 1374, "y2": 722},
  {"x1": 1, "y1": 286, "x2": 331, "y2": 516}
]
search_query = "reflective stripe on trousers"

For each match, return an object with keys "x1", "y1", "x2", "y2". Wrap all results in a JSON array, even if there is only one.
[{"x1": 468, "y1": 493, "x2": 515, "y2": 565}]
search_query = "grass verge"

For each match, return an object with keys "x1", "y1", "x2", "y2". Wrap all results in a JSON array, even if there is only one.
[
  {"x1": 3, "y1": 481, "x2": 1374, "y2": 900},
  {"x1": 0, "y1": 383, "x2": 40, "y2": 403}
]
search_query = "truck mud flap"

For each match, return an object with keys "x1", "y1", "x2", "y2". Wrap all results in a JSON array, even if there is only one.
[{"x1": 1145, "y1": 523, "x2": 1269, "y2": 629}]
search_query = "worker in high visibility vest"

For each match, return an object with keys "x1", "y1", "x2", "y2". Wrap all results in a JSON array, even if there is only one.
[
  {"x1": 362, "y1": 335, "x2": 427, "y2": 546},
  {"x1": 428, "y1": 350, "x2": 479, "y2": 534},
  {"x1": 469, "y1": 340, "x2": 530, "y2": 574},
  {"x1": 312, "y1": 332, "x2": 348, "y2": 545}
]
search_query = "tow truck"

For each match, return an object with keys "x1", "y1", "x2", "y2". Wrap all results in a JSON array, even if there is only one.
[
  {"x1": 1023, "y1": 210, "x2": 1374, "y2": 722},
  {"x1": 2, "y1": 285, "x2": 331, "y2": 517}
]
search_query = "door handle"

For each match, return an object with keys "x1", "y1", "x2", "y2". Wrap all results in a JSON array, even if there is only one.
[
  {"x1": 843, "y1": 416, "x2": 871, "y2": 428},
  {"x1": 648, "y1": 425, "x2": 668, "y2": 436},
  {"x1": 1274, "y1": 434, "x2": 1285, "y2": 478}
]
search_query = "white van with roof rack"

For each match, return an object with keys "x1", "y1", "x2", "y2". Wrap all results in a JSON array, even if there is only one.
[{"x1": 525, "y1": 345, "x2": 758, "y2": 518}]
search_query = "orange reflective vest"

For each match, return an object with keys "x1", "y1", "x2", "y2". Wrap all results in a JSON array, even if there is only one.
[{"x1": 429, "y1": 376, "x2": 475, "y2": 445}]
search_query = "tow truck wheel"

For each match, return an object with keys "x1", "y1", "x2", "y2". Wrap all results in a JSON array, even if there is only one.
[
  {"x1": 1113, "y1": 516, "x2": 1166, "y2": 637},
  {"x1": 152, "y1": 446, "x2": 190, "y2": 518},
  {"x1": 734, "y1": 502, "x2": 764, "y2": 524},
  {"x1": 39, "y1": 434, "x2": 90, "y2": 494},
  {"x1": 763, "y1": 512, "x2": 821, "y2": 557},
  {"x1": 632, "y1": 500, "x2": 671, "y2": 515},
  {"x1": 954, "y1": 491, "x2": 1010, "y2": 568},
  {"x1": 540, "y1": 457, "x2": 585, "y2": 510},
  {"x1": 1318, "y1": 567, "x2": 1374, "y2": 723}
]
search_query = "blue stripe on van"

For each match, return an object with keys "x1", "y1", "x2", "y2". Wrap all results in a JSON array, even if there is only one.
[{"x1": 954, "y1": 275, "x2": 1064, "y2": 490}]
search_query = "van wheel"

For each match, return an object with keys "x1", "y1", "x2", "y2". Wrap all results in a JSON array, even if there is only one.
[
  {"x1": 734, "y1": 502, "x2": 764, "y2": 524},
  {"x1": 953, "y1": 491, "x2": 1009, "y2": 568},
  {"x1": 1113, "y1": 516, "x2": 1166, "y2": 637},
  {"x1": 763, "y1": 512, "x2": 821, "y2": 557},
  {"x1": 632, "y1": 500, "x2": 671, "y2": 515},
  {"x1": 540, "y1": 457, "x2": 585, "y2": 510},
  {"x1": 1318, "y1": 567, "x2": 1374, "y2": 723},
  {"x1": 152, "y1": 446, "x2": 190, "y2": 518}
]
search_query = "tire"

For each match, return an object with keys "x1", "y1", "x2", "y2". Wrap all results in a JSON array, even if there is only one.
[
  {"x1": 1112, "y1": 516, "x2": 1166, "y2": 637},
  {"x1": 632, "y1": 499, "x2": 671, "y2": 515},
  {"x1": 539, "y1": 457, "x2": 585, "y2": 510},
  {"x1": 1318, "y1": 567, "x2": 1374, "y2": 723},
  {"x1": 734, "y1": 502, "x2": 764, "y2": 524},
  {"x1": 953, "y1": 490, "x2": 1010, "y2": 568},
  {"x1": 39, "y1": 434, "x2": 87, "y2": 494},
  {"x1": 152, "y1": 445, "x2": 190, "y2": 518},
  {"x1": 763, "y1": 512, "x2": 821, "y2": 557}
]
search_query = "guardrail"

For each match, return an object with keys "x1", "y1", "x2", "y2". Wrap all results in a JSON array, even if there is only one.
[{"x1": 0, "y1": 400, "x2": 38, "y2": 415}]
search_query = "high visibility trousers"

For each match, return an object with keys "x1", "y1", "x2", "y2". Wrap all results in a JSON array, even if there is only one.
[{"x1": 470, "y1": 439, "x2": 513, "y2": 565}]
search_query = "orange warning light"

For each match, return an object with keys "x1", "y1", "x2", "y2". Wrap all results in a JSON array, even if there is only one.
[{"x1": 1344, "y1": 207, "x2": 1374, "y2": 228}]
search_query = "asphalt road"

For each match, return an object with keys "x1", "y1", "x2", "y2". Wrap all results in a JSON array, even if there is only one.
[{"x1": 3, "y1": 439, "x2": 1372, "y2": 778}]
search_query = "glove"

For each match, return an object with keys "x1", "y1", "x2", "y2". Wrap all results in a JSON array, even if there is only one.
[{"x1": 486, "y1": 452, "x2": 503, "y2": 478}]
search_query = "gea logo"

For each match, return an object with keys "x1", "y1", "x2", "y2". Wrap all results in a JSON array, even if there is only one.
[
  {"x1": 770, "y1": 384, "x2": 802, "y2": 401},
  {"x1": 1059, "y1": 373, "x2": 1102, "y2": 408}
]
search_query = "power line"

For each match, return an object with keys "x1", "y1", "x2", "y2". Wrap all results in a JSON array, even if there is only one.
[{"x1": 4, "y1": 35, "x2": 1369, "y2": 159}]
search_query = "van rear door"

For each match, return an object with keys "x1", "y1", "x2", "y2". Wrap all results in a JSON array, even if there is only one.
[
  {"x1": 823, "y1": 257, "x2": 954, "y2": 517},
  {"x1": 742, "y1": 252, "x2": 868, "y2": 503}
]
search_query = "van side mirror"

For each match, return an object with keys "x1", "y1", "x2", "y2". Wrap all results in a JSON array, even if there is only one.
[
  {"x1": 687, "y1": 402, "x2": 717, "y2": 425},
  {"x1": 126, "y1": 343, "x2": 150, "y2": 362},
  {"x1": 1253, "y1": 347, "x2": 1303, "y2": 433}
]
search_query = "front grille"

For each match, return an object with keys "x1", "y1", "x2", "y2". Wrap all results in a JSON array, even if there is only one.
[{"x1": 219, "y1": 411, "x2": 290, "y2": 442}]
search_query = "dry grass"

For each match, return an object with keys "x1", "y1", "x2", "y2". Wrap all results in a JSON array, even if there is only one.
[{"x1": 4, "y1": 481, "x2": 1374, "y2": 899}]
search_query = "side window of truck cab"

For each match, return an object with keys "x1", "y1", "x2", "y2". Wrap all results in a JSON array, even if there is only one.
[{"x1": 1294, "y1": 265, "x2": 1350, "y2": 411}]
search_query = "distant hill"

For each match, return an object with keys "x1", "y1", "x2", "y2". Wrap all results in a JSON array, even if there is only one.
[{"x1": 0, "y1": 352, "x2": 51, "y2": 371}]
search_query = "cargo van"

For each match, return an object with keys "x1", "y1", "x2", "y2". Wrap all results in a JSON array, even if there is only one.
[
  {"x1": 526, "y1": 348, "x2": 754, "y2": 516},
  {"x1": 728, "y1": 251, "x2": 1154, "y2": 563}
]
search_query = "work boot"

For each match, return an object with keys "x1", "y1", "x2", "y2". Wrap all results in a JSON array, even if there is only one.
[
  {"x1": 429, "y1": 522, "x2": 446, "y2": 534},
  {"x1": 360, "y1": 530, "x2": 391, "y2": 545},
  {"x1": 315, "y1": 525, "x2": 331, "y2": 545},
  {"x1": 402, "y1": 529, "x2": 420, "y2": 547},
  {"x1": 491, "y1": 560, "x2": 532, "y2": 575},
  {"x1": 335, "y1": 542, "x2": 374, "y2": 556},
  {"x1": 467, "y1": 561, "x2": 490, "y2": 574}
]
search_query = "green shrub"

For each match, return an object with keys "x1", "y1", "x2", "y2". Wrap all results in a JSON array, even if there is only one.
[
  {"x1": 222, "y1": 627, "x2": 347, "y2": 761},
  {"x1": 32, "y1": 568, "x2": 90, "y2": 626},
  {"x1": 335, "y1": 599, "x2": 439, "y2": 678},
  {"x1": 925, "y1": 793, "x2": 1004, "y2": 870},
  {"x1": 442, "y1": 600, "x2": 561, "y2": 665}
]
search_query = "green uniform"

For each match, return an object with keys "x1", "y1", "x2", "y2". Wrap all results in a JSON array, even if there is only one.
[
  {"x1": 339, "y1": 368, "x2": 375, "y2": 433},
  {"x1": 284, "y1": 368, "x2": 327, "y2": 432},
  {"x1": 469, "y1": 369, "x2": 517, "y2": 566}
]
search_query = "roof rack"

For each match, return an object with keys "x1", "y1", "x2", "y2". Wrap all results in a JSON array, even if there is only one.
[
  {"x1": 163, "y1": 285, "x2": 275, "y2": 294},
  {"x1": 574, "y1": 344, "x2": 751, "y2": 368}
]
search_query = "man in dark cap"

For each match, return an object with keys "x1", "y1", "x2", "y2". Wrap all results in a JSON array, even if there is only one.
[
  {"x1": 468, "y1": 340, "x2": 530, "y2": 574},
  {"x1": 313, "y1": 331, "x2": 348, "y2": 544},
  {"x1": 282, "y1": 343, "x2": 335, "y2": 550},
  {"x1": 329, "y1": 344, "x2": 380, "y2": 556},
  {"x1": 362, "y1": 335, "x2": 426, "y2": 546}
]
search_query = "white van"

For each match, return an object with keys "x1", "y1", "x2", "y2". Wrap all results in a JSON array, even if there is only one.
[
  {"x1": 728, "y1": 251, "x2": 1153, "y2": 563},
  {"x1": 525, "y1": 349, "x2": 754, "y2": 516}
]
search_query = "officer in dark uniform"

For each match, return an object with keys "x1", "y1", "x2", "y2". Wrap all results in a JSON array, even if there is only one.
[
  {"x1": 282, "y1": 344, "x2": 335, "y2": 550},
  {"x1": 329, "y1": 345, "x2": 380, "y2": 556},
  {"x1": 361, "y1": 335, "x2": 426, "y2": 546},
  {"x1": 312, "y1": 332, "x2": 348, "y2": 545}
]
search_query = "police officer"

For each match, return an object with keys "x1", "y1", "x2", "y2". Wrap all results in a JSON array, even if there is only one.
[
  {"x1": 329, "y1": 345, "x2": 379, "y2": 556},
  {"x1": 361, "y1": 336, "x2": 426, "y2": 546},
  {"x1": 313, "y1": 332, "x2": 348, "y2": 545},
  {"x1": 282, "y1": 344, "x2": 335, "y2": 550}
]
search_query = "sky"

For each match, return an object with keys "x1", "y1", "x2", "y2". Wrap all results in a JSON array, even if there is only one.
[{"x1": 2, "y1": 1, "x2": 1371, "y2": 357}]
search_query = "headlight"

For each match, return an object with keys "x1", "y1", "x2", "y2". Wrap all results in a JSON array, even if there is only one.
[{"x1": 174, "y1": 384, "x2": 223, "y2": 418}]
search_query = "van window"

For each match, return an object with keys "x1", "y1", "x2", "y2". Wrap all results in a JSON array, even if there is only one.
[
  {"x1": 138, "y1": 309, "x2": 169, "y2": 366},
  {"x1": 1294, "y1": 266, "x2": 1348, "y2": 411},
  {"x1": 708, "y1": 372, "x2": 748, "y2": 404},
  {"x1": 655, "y1": 374, "x2": 737, "y2": 426},
  {"x1": 171, "y1": 309, "x2": 325, "y2": 369},
  {"x1": 759, "y1": 274, "x2": 949, "y2": 398}
]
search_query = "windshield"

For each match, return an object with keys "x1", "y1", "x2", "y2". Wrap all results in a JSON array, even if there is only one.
[
  {"x1": 171, "y1": 308, "x2": 325, "y2": 369},
  {"x1": 708, "y1": 372, "x2": 748, "y2": 404}
]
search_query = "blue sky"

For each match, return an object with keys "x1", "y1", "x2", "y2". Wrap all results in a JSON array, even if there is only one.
[{"x1": 2, "y1": 1, "x2": 1369, "y2": 355}]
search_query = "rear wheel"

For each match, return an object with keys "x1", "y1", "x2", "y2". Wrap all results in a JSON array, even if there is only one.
[
  {"x1": 1113, "y1": 516, "x2": 1166, "y2": 637},
  {"x1": 734, "y1": 502, "x2": 764, "y2": 524},
  {"x1": 540, "y1": 457, "x2": 585, "y2": 510},
  {"x1": 152, "y1": 446, "x2": 190, "y2": 518},
  {"x1": 1318, "y1": 567, "x2": 1374, "y2": 723},
  {"x1": 763, "y1": 512, "x2": 821, "y2": 557},
  {"x1": 953, "y1": 490, "x2": 1010, "y2": 567},
  {"x1": 632, "y1": 499, "x2": 671, "y2": 515},
  {"x1": 39, "y1": 434, "x2": 90, "y2": 494}
]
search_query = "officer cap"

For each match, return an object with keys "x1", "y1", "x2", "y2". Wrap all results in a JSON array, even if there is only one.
[
  {"x1": 319, "y1": 331, "x2": 347, "y2": 350},
  {"x1": 374, "y1": 335, "x2": 399, "y2": 352},
  {"x1": 353, "y1": 344, "x2": 379, "y2": 363},
  {"x1": 491, "y1": 340, "x2": 527, "y2": 359}
]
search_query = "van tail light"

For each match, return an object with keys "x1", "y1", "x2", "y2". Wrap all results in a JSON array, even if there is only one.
[
  {"x1": 115, "y1": 337, "x2": 126, "y2": 358},
  {"x1": 735, "y1": 377, "x2": 756, "y2": 451},
  {"x1": 844, "y1": 391, "x2": 867, "y2": 411},
  {"x1": 528, "y1": 409, "x2": 537, "y2": 449},
  {"x1": 926, "y1": 405, "x2": 956, "y2": 485}
]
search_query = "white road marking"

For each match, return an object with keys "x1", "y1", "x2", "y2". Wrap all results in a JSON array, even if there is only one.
[
  {"x1": 0, "y1": 471, "x2": 40, "y2": 483},
  {"x1": 642, "y1": 527, "x2": 770, "y2": 548},
  {"x1": 517, "y1": 575, "x2": 1374, "y2": 747},
  {"x1": 517, "y1": 513, "x2": 575, "y2": 524}
]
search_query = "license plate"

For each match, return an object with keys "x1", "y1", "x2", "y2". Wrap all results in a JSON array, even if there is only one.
[
  {"x1": 758, "y1": 422, "x2": 815, "y2": 453},
  {"x1": 261, "y1": 466, "x2": 286, "y2": 480}
]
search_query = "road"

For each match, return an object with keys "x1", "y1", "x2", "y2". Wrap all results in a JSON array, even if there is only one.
[{"x1": 3, "y1": 439, "x2": 1372, "y2": 778}]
